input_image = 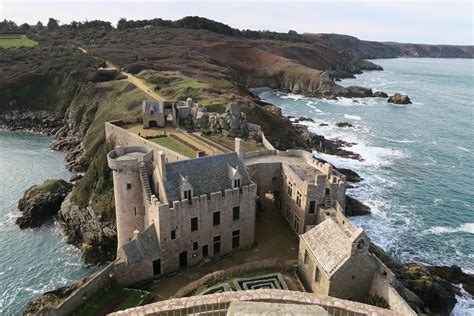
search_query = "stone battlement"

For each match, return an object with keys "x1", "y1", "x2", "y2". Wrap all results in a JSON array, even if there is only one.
[{"x1": 107, "y1": 146, "x2": 153, "y2": 171}]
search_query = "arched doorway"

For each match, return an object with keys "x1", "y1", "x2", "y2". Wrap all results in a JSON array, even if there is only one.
[{"x1": 149, "y1": 120, "x2": 158, "y2": 128}]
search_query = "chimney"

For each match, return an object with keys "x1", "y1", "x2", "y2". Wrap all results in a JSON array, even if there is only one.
[
  {"x1": 235, "y1": 138, "x2": 244, "y2": 158},
  {"x1": 158, "y1": 151, "x2": 167, "y2": 180}
]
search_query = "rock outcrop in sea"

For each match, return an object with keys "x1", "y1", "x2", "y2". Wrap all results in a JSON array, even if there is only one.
[
  {"x1": 16, "y1": 179, "x2": 73, "y2": 229},
  {"x1": 388, "y1": 93, "x2": 412, "y2": 104}
]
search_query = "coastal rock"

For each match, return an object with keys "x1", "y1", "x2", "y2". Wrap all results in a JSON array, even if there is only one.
[
  {"x1": 291, "y1": 116, "x2": 315, "y2": 124},
  {"x1": 370, "y1": 244, "x2": 457, "y2": 314},
  {"x1": 373, "y1": 91, "x2": 388, "y2": 98},
  {"x1": 0, "y1": 110, "x2": 64, "y2": 135},
  {"x1": 427, "y1": 265, "x2": 474, "y2": 296},
  {"x1": 58, "y1": 194, "x2": 117, "y2": 265},
  {"x1": 336, "y1": 168, "x2": 362, "y2": 182},
  {"x1": 345, "y1": 196, "x2": 371, "y2": 216},
  {"x1": 387, "y1": 93, "x2": 412, "y2": 104},
  {"x1": 23, "y1": 278, "x2": 87, "y2": 315},
  {"x1": 335, "y1": 122, "x2": 355, "y2": 128},
  {"x1": 319, "y1": 123, "x2": 329, "y2": 127},
  {"x1": 16, "y1": 179, "x2": 73, "y2": 229}
]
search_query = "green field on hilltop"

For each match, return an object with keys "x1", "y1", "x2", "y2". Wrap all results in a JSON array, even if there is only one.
[{"x1": 0, "y1": 34, "x2": 37, "y2": 48}]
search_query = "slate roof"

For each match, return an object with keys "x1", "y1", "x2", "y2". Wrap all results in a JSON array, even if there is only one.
[
  {"x1": 143, "y1": 100, "x2": 163, "y2": 115},
  {"x1": 164, "y1": 152, "x2": 250, "y2": 202},
  {"x1": 122, "y1": 224, "x2": 160, "y2": 263},
  {"x1": 301, "y1": 217, "x2": 353, "y2": 276}
]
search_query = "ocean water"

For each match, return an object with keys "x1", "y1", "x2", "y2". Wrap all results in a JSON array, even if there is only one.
[
  {"x1": 0, "y1": 131, "x2": 91, "y2": 315},
  {"x1": 252, "y1": 58, "x2": 474, "y2": 314}
]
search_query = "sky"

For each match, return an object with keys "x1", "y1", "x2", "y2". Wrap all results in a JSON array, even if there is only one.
[{"x1": 1, "y1": 0, "x2": 473, "y2": 45}]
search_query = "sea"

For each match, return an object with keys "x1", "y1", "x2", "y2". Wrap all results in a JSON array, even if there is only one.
[
  {"x1": 252, "y1": 58, "x2": 474, "y2": 314},
  {"x1": 0, "y1": 132, "x2": 91, "y2": 315}
]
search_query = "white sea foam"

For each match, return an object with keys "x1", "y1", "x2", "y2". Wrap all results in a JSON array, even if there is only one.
[
  {"x1": 457, "y1": 146, "x2": 471, "y2": 153},
  {"x1": 280, "y1": 93, "x2": 305, "y2": 101},
  {"x1": 425, "y1": 223, "x2": 474, "y2": 235},
  {"x1": 379, "y1": 136, "x2": 415, "y2": 144},
  {"x1": 344, "y1": 114, "x2": 362, "y2": 120}
]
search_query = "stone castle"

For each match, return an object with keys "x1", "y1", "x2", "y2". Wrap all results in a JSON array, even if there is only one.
[{"x1": 99, "y1": 99, "x2": 416, "y2": 315}]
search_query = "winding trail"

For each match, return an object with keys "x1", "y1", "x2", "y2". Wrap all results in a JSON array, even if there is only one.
[{"x1": 77, "y1": 46, "x2": 163, "y2": 101}]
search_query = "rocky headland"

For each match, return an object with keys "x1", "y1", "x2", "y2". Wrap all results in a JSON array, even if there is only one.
[{"x1": 16, "y1": 179, "x2": 73, "y2": 229}]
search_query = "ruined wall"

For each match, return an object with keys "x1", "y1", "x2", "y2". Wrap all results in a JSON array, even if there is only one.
[{"x1": 114, "y1": 259, "x2": 154, "y2": 286}]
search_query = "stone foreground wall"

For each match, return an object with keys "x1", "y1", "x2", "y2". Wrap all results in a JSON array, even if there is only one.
[
  {"x1": 110, "y1": 289, "x2": 398, "y2": 316},
  {"x1": 37, "y1": 262, "x2": 115, "y2": 316}
]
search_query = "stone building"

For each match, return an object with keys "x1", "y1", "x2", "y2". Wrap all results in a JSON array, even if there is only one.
[
  {"x1": 243, "y1": 149, "x2": 346, "y2": 235},
  {"x1": 142, "y1": 100, "x2": 178, "y2": 128},
  {"x1": 298, "y1": 214, "x2": 376, "y2": 301},
  {"x1": 108, "y1": 144, "x2": 257, "y2": 285}
]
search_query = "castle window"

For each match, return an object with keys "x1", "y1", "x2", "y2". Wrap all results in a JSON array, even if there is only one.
[
  {"x1": 296, "y1": 192, "x2": 302, "y2": 207},
  {"x1": 171, "y1": 230, "x2": 176, "y2": 240},
  {"x1": 193, "y1": 241, "x2": 198, "y2": 251},
  {"x1": 184, "y1": 189, "x2": 192, "y2": 200},
  {"x1": 232, "y1": 230, "x2": 240, "y2": 249},
  {"x1": 315, "y1": 267, "x2": 321, "y2": 283},
  {"x1": 287, "y1": 182, "x2": 293, "y2": 196},
  {"x1": 234, "y1": 179, "x2": 241, "y2": 189},
  {"x1": 233, "y1": 206, "x2": 240, "y2": 221},
  {"x1": 357, "y1": 239, "x2": 365, "y2": 250},
  {"x1": 294, "y1": 216, "x2": 299, "y2": 233},
  {"x1": 304, "y1": 250, "x2": 308, "y2": 264},
  {"x1": 126, "y1": 183, "x2": 132, "y2": 190},
  {"x1": 213, "y1": 211, "x2": 221, "y2": 226},
  {"x1": 134, "y1": 207, "x2": 137, "y2": 217},
  {"x1": 309, "y1": 201, "x2": 316, "y2": 214},
  {"x1": 213, "y1": 236, "x2": 221, "y2": 255},
  {"x1": 286, "y1": 204, "x2": 290, "y2": 219},
  {"x1": 191, "y1": 217, "x2": 198, "y2": 232}
]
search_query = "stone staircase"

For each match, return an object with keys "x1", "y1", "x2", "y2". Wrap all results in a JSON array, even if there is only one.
[
  {"x1": 139, "y1": 162, "x2": 152, "y2": 202},
  {"x1": 324, "y1": 196, "x2": 332, "y2": 208}
]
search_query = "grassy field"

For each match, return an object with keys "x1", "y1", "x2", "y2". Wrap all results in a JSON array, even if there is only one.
[
  {"x1": 0, "y1": 34, "x2": 37, "y2": 48},
  {"x1": 72, "y1": 283, "x2": 153, "y2": 315},
  {"x1": 150, "y1": 136, "x2": 196, "y2": 158}
]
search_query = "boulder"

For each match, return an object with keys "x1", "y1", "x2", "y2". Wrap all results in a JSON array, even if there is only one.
[
  {"x1": 373, "y1": 91, "x2": 388, "y2": 98},
  {"x1": 335, "y1": 122, "x2": 355, "y2": 128},
  {"x1": 428, "y1": 265, "x2": 474, "y2": 296},
  {"x1": 345, "y1": 196, "x2": 371, "y2": 216},
  {"x1": 16, "y1": 179, "x2": 73, "y2": 229},
  {"x1": 336, "y1": 168, "x2": 362, "y2": 182},
  {"x1": 387, "y1": 93, "x2": 412, "y2": 104}
]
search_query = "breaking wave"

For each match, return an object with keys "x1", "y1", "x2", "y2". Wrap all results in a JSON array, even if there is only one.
[
  {"x1": 344, "y1": 114, "x2": 362, "y2": 120},
  {"x1": 425, "y1": 223, "x2": 474, "y2": 235}
]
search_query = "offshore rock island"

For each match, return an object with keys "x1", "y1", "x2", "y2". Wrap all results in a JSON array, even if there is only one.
[{"x1": 0, "y1": 16, "x2": 472, "y2": 315}]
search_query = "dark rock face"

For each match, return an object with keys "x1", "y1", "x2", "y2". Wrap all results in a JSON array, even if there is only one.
[
  {"x1": 373, "y1": 91, "x2": 388, "y2": 98},
  {"x1": 58, "y1": 194, "x2": 117, "y2": 265},
  {"x1": 370, "y1": 244, "x2": 458, "y2": 314},
  {"x1": 16, "y1": 179, "x2": 73, "y2": 229},
  {"x1": 345, "y1": 195, "x2": 371, "y2": 216},
  {"x1": 290, "y1": 116, "x2": 315, "y2": 124},
  {"x1": 335, "y1": 122, "x2": 354, "y2": 128},
  {"x1": 428, "y1": 265, "x2": 474, "y2": 296},
  {"x1": 336, "y1": 168, "x2": 362, "y2": 182},
  {"x1": 0, "y1": 111, "x2": 64, "y2": 135},
  {"x1": 388, "y1": 93, "x2": 412, "y2": 104}
]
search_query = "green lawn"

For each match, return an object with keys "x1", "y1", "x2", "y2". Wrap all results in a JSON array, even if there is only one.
[
  {"x1": 0, "y1": 34, "x2": 37, "y2": 48},
  {"x1": 150, "y1": 136, "x2": 196, "y2": 158},
  {"x1": 72, "y1": 283, "x2": 152, "y2": 316}
]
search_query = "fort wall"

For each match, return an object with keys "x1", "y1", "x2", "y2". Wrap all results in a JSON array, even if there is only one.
[{"x1": 37, "y1": 263, "x2": 115, "y2": 316}]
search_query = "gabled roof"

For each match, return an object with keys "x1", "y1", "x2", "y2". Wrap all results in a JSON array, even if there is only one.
[
  {"x1": 143, "y1": 100, "x2": 163, "y2": 115},
  {"x1": 121, "y1": 224, "x2": 160, "y2": 263},
  {"x1": 164, "y1": 152, "x2": 250, "y2": 203},
  {"x1": 301, "y1": 217, "x2": 353, "y2": 277}
]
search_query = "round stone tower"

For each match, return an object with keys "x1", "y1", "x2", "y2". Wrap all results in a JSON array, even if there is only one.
[{"x1": 107, "y1": 146, "x2": 154, "y2": 251}]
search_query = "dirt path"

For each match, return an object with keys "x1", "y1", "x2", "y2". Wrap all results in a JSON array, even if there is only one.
[{"x1": 77, "y1": 46, "x2": 163, "y2": 101}]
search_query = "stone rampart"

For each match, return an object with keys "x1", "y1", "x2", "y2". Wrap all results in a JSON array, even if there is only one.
[
  {"x1": 261, "y1": 131, "x2": 275, "y2": 150},
  {"x1": 37, "y1": 262, "x2": 115, "y2": 316},
  {"x1": 110, "y1": 289, "x2": 398, "y2": 316},
  {"x1": 105, "y1": 121, "x2": 188, "y2": 162}
]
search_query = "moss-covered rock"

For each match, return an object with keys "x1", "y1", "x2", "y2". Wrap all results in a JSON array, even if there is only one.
[{"x1": 16, "y1": 179, "x2": 73, "y2": 229}]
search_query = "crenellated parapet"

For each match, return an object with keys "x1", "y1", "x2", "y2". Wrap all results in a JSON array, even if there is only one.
[{"x1": 107, "y1": 146, "x2": 153, "y2": 172}]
